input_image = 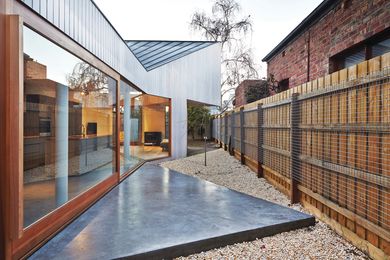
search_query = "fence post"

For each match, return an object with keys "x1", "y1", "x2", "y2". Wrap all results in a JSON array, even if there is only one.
[
  {"x1": 224, "y1": 115, "x2": 228, "y2": 151},
  {"x1": 257, "y1": 103, "x2": 264, "y2": 178},
  {"x1": 290, "y1": 93, "x2": 301, "y2": 204},
  {"x1": 230, "y1": 112, "x2": 235, "y2": 155},
  {"x1": 240, "y1": 107, "x2": 245, "y2": 164}
]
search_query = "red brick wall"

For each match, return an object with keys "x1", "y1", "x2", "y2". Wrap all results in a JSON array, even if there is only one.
[
  {"x1": 267, "y1": 0, "x2": 390, "y2": 88},
  {"x1": 25, "y1": 58, "x2": 47, "y2": 79},
  {"x1": 235, "y1": 80, "x2": 263, "y2": 107},
  {"x1": 235, "y1": 82, "x2": 246, "y2": 107}
]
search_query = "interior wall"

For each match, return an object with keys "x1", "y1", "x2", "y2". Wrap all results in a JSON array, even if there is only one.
[
  {"x1": 142, "y1": 106, "x2": 165, "y2": 143},
  {"x1": 82, "y1": 108, "x2": 113, "y2": 137}
]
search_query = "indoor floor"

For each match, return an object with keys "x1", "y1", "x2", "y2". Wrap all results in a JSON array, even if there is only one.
[
  {"x1": 24, "y1": 163, "x2": 113, "y2": 227},
  {"x1": 127, "y1": 145, "x2": 169, "y2": 161}
]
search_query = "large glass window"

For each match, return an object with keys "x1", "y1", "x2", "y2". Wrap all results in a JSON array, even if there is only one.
[
  {"x1": 119, "y1": 80, "x2": 142, "y2": 175},
  {"x1": 23, "y1": 27, "x2": 116, "y2": 227},
  {"x1": 137, "y1": 95, "x2": 170, "y2": 160}
]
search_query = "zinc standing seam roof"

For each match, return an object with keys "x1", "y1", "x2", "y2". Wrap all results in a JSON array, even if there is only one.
[{"x1": 126, "y1": 40, "x2": 216, "y2": 71}]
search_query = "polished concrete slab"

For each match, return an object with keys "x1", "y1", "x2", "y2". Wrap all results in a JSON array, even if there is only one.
[
  {"x1": 130, "y1": 145, "x2": 169, "y2": 160},
  {"x1": 30, "y1": 164, "x2": 315, "y2": 260}
]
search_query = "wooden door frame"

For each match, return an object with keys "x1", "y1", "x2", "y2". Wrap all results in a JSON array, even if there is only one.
[{"x1": 0, "y1": 2, "x2": 5, "y2": 256}]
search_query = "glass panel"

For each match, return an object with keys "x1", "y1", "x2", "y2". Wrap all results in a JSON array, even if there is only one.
[
  {"x1": 119, "y1": 80, "x2": 142, "y2": 175},
  {"x1": 23, "y1": 26, "x2": 116, "y2": 227},
  {"x1": 135, "y1": 95, "x2": 170, "y2": 160}
]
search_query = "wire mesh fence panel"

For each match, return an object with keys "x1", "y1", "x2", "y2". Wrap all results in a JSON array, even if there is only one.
[
  {"x1": 296, "y1": 63, "x2": 390, "y2": 234},
  {"x1": 220, "y1": 117, "x2": 224, "y2": 142},
  {"x1": 211, "y1": 118, "x2": 218, "y2": 140},
  {"x1": 227, "y1": 114, "x2": 232, "y2": 148},
  {"x1": 217, "y1": 118, "x2": 220, "y2": 141},
  {"x1": 215, "y1": 53, "x2": 390, "y2": 255},
  {"x1": 243, "y1": 109, "x2": 258, "y2": 161},
  {"x1": 226, "y1": 115, "x2": 229, "y2": 137},
  {"x1": 263, "y1": 103, "x2": 291, "y2": 180},
  {"x1": 216, "y1": 118, "x2": 218, "y2": 141},
  {"x1": 234, "y1": 111, "x2": 241, "y2": 152}
]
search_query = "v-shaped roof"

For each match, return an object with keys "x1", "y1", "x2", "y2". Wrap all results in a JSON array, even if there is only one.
[{"x1": 126, "y1": 40, "x2": 216, "y2": 71}]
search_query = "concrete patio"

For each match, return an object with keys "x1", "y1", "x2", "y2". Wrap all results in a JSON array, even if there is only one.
[{"x1": 30, "y1": 164, "x2": 315, "y2": 259}]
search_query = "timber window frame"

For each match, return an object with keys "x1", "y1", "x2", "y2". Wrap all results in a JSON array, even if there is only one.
[{"x1": 4, "y1": 12, "x2": 125, "y2": 258}]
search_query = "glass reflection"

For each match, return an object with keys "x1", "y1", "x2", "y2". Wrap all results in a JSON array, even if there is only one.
[
  {"x1": 120, "y1": 80, "x2": 143, "y2": 174},
  {"x1": 23, "y1": 27, "x2": 116, "y2": 227},
  {"x1": 134, "y1": 94, "x2": 170, "y2": 160}
]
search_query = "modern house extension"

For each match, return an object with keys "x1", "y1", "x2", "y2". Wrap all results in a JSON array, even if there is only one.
[{"x1": 0, "y1": 0, "x2": 220, "y2": 258}]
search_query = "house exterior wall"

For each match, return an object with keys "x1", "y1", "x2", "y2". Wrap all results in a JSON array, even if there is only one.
[
  {"x1": 0, "y1": 1, "x2": 220, "y2": 258},
  {"x1": 234, "y1": 81, "x2": 246, "y2": 107},
  {"x1": 16, "y1": 0, "x2": 221, "y2": 158},
  {"x1": 137, "y1": 44, "x2": 220, "y2": 158},
  {"x1": 266, "y1": 0, "x2": 390, "y2": 87},
  {"x1": 234, "y1": 80, "x2": 263, "y2": 107}
]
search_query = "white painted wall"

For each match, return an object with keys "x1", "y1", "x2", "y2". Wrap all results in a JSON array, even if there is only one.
[{"x1": 132, "y1": 44, "x2": 221, "y2": 158}]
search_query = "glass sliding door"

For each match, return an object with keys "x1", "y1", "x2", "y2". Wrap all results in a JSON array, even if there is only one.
[
  {"x1": 137, "y1": 95, "x2": 171, "y2": 160},
  {"x1": 119, "y1": 80, "x2": 142, "y2": 175},
  {"x1": 23, "y1": 26, "x2": 116, "y2": 227}
]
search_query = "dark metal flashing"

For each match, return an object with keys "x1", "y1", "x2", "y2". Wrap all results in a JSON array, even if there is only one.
[{"x1": 262, "y1": 0, "x2": 340, "y2": 62}]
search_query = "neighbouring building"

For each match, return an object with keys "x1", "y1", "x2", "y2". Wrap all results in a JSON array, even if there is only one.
[
  {"x1": 262, "y1": 0, "x2": 390, "y2": 88},
  {"x1": 234, "y1": 79, "x2": 268, "y2": 107},
  {"x1": 0, "y1": 0, "x2": 220, "y2": 258}
]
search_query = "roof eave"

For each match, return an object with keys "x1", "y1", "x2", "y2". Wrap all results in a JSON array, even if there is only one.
[{"x1": 262, "y1": 0, "x2": 339, "y2": 62}]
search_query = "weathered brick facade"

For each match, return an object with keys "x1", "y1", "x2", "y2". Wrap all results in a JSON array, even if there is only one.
[
  {"x1": 24, "y1": 54, "x2": 47, "y2": 79},
  {"x1": 264, "y1": 0, "x2": 390, "y2": 88},
  {"x1": 234, "y1": 80, "x2": 263, "y2": 107},
  {"x1": 234, "y1": 79, "x2": 265, "y2": 107}
]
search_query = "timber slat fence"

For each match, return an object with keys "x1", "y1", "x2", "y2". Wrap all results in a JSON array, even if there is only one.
[{"x1": 212, "y1": 53, "x2": 390, "y2": 260}]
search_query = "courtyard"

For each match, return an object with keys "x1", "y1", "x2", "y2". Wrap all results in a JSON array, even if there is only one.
[
  {"x1": 162, "y1": 149, "x2": 368, "y2": 259},
  {"x1": 30, "y1": 157, "x2": 314, "y2": 259}
]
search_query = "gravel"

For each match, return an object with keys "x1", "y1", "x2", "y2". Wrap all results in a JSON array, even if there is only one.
[{"x1": 160, "y1": 149, "x2": 368, "y2": 260}]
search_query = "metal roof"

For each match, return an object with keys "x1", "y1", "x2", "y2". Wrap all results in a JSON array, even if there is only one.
[
  {"x1": 262, "y1": 0, "x2": 339, "y2": 62},
  {"x1": 126, "y1": 40, "x2": 216, "y2": 71}
]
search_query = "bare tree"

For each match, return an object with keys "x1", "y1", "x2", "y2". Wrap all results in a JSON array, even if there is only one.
[
  {"x1": 190, "y1": 0, "x2": 258, "y2": 113},
  {"x1": 67, "y1": 62, "x2": 108, "y2": 96},
  {"x1": 266, "y1": 74, "x2": 290, "y2": 94}
]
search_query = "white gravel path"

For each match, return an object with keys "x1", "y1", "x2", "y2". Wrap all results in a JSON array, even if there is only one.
[{"x1": 160, "y1": 149, "x2": 368, "y2": 260}]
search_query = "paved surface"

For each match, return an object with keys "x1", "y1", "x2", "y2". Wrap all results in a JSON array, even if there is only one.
[{"x1": 30, "y1": 164, "x2": 314, "y2": 260}]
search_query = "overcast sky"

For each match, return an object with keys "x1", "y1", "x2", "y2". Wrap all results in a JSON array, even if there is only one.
[{"x1": 94, "y1": 0, "x2": 323, "y2": 77}]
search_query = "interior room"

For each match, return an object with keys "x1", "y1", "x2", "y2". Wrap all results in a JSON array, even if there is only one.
[
  {"x1": 23, "y1": 27, "x2": 117, "y2": 227},
  {"x1": 120, "y1": 94, "x2": 170, "y2": 163},
  {"x1": 22, "y1": 27, "x2": 171, "y2": 229}
]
